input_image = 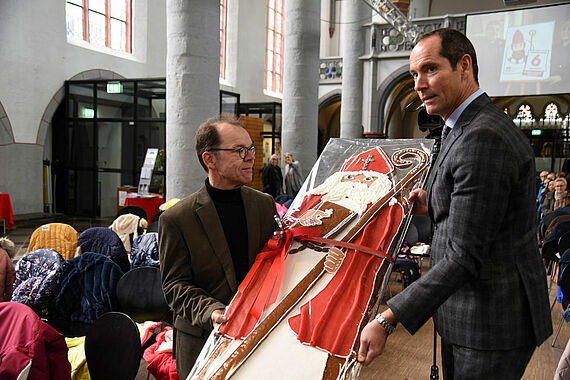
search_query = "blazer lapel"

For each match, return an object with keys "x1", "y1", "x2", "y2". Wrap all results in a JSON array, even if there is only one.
[{"x1": 195, "y1": 187, "x2": 238, "y2": 291}]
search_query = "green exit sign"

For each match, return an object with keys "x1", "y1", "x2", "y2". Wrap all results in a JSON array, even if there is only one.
[
  {"x1": 107, "y1": 82, "x2": 123, "y2": 93},
  {"x1": 82, "y1": 107, "x2": 95, "y2": 118},
  {"x1": 531, "y1": 129, "x2": 542, "y2": 136}
]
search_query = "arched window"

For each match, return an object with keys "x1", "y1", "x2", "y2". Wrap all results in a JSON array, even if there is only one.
[
  {"x1": 265, "y1": 0, "x2": 284, "y2": 94},
  {"x1": 514, "y1": 103, "x2": 534, "y2": 126},
  {"x1": 544, "y1": 102, "x2": 561, "y2": 122},
  {"x1": 66, "y1": 0, "x2": 132, "y2": 53}
]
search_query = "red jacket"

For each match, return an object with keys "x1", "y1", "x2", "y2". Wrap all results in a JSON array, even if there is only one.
[
  {"x1": 0, "y1": 302, "x2": 71, "y2": 379},
  {"x1": 143, "y1": 327, "x2": 179, "y2": 380}
]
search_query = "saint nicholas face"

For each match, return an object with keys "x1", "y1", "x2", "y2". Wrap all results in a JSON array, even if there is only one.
[{"x1": 341, "y1": 173, "x2": 378, "y2": 188}]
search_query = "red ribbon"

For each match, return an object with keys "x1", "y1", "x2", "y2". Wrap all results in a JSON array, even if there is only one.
[
  {"x1": 221, "y1": 225, "x2": 395, "y2": 339},
  {"x1": 229, "y1": 226, "x2": 321, "y2": 322},
  {"x1": 297, "y1": 235, "x2": 395, "y2": 264}
]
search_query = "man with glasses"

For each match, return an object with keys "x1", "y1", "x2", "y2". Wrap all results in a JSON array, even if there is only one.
[{"x1": 159, "y1": 115, "x2": 277, "y2": 379}]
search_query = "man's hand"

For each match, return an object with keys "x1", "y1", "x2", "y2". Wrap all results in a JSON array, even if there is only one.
[
  {"x1": 211, "y1": 309, "x2": 227, "y2": 329},
  {"x1": 358, "y1": 318, "x2": 389, "y2": 365},
  {"x1": 408, "y1": 188, "x2": 428, "y2": 216},
  {"x1": 358, "y1": 309, "x2": 398, "y2": 365}
]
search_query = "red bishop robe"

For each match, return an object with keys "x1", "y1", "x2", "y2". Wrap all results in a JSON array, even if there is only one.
[{"x1": 287, "y1": 197, "x2": 403, "y2": 357}]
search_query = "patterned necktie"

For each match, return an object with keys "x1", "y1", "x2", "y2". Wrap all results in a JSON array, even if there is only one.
[
  {"x1": 441, "y1": 125, "x2": 451, "y2": 143},
  {"x1": 430, "y1": 124, "x2": 447, "y2": 165}
]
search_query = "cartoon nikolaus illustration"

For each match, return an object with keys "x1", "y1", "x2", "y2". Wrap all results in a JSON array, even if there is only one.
[{"x1": 508, "y1": 29, "x2": 527, "y2": 64}]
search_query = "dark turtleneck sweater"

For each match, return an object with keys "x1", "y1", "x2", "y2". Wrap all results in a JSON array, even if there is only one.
[{"x1": 205, "y1": 179, "x2": 249, "y2": 284}]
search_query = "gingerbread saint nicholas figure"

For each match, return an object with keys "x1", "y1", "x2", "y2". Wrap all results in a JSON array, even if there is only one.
[
  {"x1": 285, "y1": 147, "x2": 404, "y2": 358},
  {"x1": 217, "y1": 147, "x2": 406, "y2": 359}
]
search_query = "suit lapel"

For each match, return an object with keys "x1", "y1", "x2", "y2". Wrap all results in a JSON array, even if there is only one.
[
  {"x1": 425, "y1": 93, "x2": 491, "y2": 209},
  {"x1": 195, "y1": 187, "x2": 238, "y2": 291}
]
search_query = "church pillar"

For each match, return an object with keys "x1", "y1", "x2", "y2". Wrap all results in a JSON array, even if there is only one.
[
  {"x1": 339, "y1": 0, "x2": 369, "y2": 138},
  {"x1": 282, "y1": 0, "x2": 320, "y2": 179},
  {"x1": 165, "y1": 0, "x2": 219, "y2": 200}
]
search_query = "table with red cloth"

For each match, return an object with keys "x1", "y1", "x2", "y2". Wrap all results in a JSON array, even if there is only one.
[
  {"x1": 124, "y1": 194, "x2": 163, "y2": 223},
  {"x1": 0, "y1": 193, "x2": 14, "y2": 232}
]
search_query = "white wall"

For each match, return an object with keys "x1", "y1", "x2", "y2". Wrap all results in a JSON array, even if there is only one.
[
  {"x1": 0, "y1": 0, "x2": 165, "y2": 214},
  {"x1": 0, "y1": 0, "x2": 288, "y2": 215},
  {"x1": 320, "y1": 0, "x2": 342, "y2": 58}
]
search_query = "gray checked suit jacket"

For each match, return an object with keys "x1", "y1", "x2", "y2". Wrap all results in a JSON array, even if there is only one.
[{"x1": 388, "y1": 93, "x2": 552, "y2": 350}]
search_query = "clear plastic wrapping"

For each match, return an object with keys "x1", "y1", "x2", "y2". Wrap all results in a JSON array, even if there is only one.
[{"x1": 189, "y1": 138, "x2": 433, "y2": 380}]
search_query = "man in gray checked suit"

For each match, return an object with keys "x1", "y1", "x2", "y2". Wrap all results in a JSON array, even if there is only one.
[{"x1": 358, "y1": 28, "x2": 552, "y2": 379}]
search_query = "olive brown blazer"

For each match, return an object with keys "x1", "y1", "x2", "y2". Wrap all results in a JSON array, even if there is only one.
[{"x1": 158, "y1": 185, "x2": 276, "y2": 366}]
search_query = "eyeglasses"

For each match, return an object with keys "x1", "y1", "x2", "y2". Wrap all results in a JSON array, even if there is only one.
[{"x1": 209, "y1": 144, "x2": 256, "y2": 159}]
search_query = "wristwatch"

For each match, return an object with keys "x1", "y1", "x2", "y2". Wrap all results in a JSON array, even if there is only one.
[{"x1": 375, "y1": 314, "x2": 396, "y2": 335}]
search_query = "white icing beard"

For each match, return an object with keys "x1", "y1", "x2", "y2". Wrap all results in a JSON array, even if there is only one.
[{"x1": 312, "y1": 171, "x2": 392, "y2": 214}]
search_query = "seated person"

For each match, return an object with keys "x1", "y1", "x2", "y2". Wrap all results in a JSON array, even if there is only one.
[
  {"x1": 0, "y1": 237, "x2": 15, "y2": 302},
  {"x1": 542, "y1": 178, "x2": 570, "y2": 215},
  {"x1": 541, "y1": 179, "x2": 554, "y2": 203}
]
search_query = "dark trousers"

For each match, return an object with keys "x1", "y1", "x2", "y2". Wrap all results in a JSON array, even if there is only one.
[
  {"x1": 441, "y1": 339, "x2": 535, "y2": 380},
  {"x1": 175, "y1": 327, "x2": 207, "y2": 380}
]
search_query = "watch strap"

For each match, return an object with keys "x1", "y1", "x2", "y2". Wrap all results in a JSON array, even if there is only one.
[{"x1": 375, "y1": 314, "x2": 396, "y2": 335}]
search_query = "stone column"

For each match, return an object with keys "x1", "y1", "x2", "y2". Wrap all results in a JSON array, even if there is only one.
[
  {"x1": 409, "y1": 0, "x2": 430, "y2": 19},
  {"x1": 362, "y1": 57, "x2": 380, "y2": 135},
  {"x1": 165, "y1": 0, "x2": 220, "y2": 200},
  {"x1": 339, "y1": 0, "x2": 369, "y2": 138},
  {"x1": 282, "y1": 0, "x2": 320, "y2": 179}
]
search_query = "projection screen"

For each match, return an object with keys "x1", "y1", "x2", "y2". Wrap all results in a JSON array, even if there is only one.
[{"x1": 466, "y1": 2, "x2": 570, "y2": 96}]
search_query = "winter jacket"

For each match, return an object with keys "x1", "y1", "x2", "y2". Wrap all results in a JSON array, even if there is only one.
[
  {"x1": 130, "y1": 232, "x2": 159, "y2": 269},
  {"x1": 27, "y1": 223, "x2": 79, "y2": 260},
  {"x1": 109, "y1": 214, "x2": 148, "y2": 253},
  {"x1": 55, "y1": 252, "x2": 123, "y2": 324},
  {"x1": 143, "y1": 327, "x2": 180, "y2": 380},
  {"x1": 11, "y1": 249, "x2": 64, "y2": 319},
  {"x1": 0, "y1": 302, "x2": 71, "y2": 380}
]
